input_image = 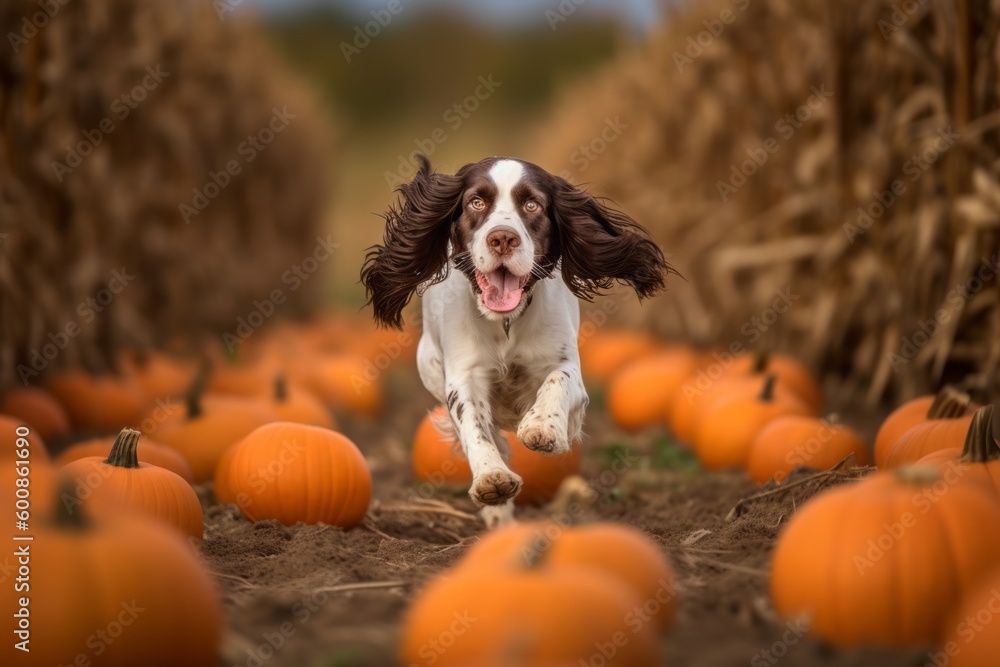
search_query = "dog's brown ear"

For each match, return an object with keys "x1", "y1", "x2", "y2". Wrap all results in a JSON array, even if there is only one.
[
  {"x1": 549, "y1": 177, "x2": 673, "y2": 300},
  {"x1": 361, "y1": 156, "x2": 465, "y2": 328}
]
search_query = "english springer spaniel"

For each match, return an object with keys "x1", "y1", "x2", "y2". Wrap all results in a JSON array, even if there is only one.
[{"x1": 362, "y1": 156, "x2": 670, "y2": 517}]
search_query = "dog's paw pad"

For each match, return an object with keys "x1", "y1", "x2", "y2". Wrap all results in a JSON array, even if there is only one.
[{"x1": 470, "y1": 469, "x2": 522, "y2": 506}]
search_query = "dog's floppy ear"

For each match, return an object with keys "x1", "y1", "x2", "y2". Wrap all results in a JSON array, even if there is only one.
[
  {"x1": 549, "y1": 176, "x2": 673, "y2": 300},
  {"x1": 361, "y1": 156, "x2": 465, "y2": 328}
]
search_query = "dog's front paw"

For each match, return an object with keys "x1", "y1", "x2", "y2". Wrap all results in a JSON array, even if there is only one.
[
  {"x1": 470, "y1": 469, "x2": 522, "y2": 506},
  {"x1": 517, "y1": 411, "x2": 570, "y2": 454}
]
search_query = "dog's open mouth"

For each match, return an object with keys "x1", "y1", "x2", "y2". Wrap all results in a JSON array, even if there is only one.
[{"x1": 475, "y1": 267, "x2": 529, "y2": 313}]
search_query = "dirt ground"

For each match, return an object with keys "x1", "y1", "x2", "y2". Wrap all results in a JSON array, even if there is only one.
[{"x1": 198, "y1": 367, "x2": 932, "y2": 667}]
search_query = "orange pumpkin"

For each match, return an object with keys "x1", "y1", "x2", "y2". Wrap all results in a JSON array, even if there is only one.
[
  {"x1": 667, "y1": 358, "x2": 805, "y2": 447},
  {"x1": 941, "y1": 566, "x2": 1000, "y2": 667},
  {"x1": 771, "y1": 467, "x2": 1000, "y2": 647},
  {"x1": 0, "y1": 482, "x2": 222, "y2": 666},
  {"x1": 60, "y1": 428, "x2": 204, "y2": 543},
  {"x1": 747, "y1": 415, "x2": 871, "y2": 484},
  {"x1": 410, "y1": 407, "x2": 580, "y2": 505},
  {"x1": 56, "y1": 434, "x2": 194, "y2": 483},
  {"x1": 884, "y1": 390, "x2": 974, "y2": 469},
  {"x1": 874, "y1": 387, "x2": 973, "y2": 468},
  {"x1": 400, "y1": 557, "x2": 661, "y2": 666},
  {"x1": 219, "y1": 422, "x2": 371, "y2": 527},
  {"x1": 208, "y1": 356, "x2": 279, "y2": 397},
  {"x1": 459, "y1": 520, "x2": 677, "y2": 631},
  {"x1": 296, "y1": 353, "x2": 384, "y2": 416},
  {"x1": 606, "y1": 346, "x2": 700, "y2": 432},
  {"x1": 694, "y1": 375, "x2": 811, "y2": 471},
  {"x1": 265, "y1": 375, "x2": 335, "y2": 429},
  {"x1": 578, "y1": 330, "x2": 659, "y2": 383},
  {"x1": 715, "y1": 352, "x2": 824, "y2": 413},
  {"x1": 412, "y1": 407, "x2": 473, "y2": 487},
  {"x1": 154, "y1": 389, "x2": 278, "y2": 482},
  {"x1": 917, "y1": 405, "x2": 1000, "y2": 498},
  {"x1": 120, "y1": 350, "x2": 198, "y2": 399},
  {"x1": 509, "y1": 438, "x2": 581, "y2": 506},
  {"x1": 0, "y1": 387, "x2": 70, "y2": 440},
  {"x1": 47, "y1": 369, "x2": 148, "y2": 433}
]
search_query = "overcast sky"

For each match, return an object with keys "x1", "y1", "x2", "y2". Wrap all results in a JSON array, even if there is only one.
[{"x1": 239, "y1": 0, "x2": 663, "y2": 29}]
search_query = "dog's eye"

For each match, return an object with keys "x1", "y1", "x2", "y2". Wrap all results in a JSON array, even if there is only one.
[
  {"x1": 469, "y1": 197, "x2": 486, "y2": 211},
  {"x1": 524, "y1": 200, "x2": 539, "y2": 212}
]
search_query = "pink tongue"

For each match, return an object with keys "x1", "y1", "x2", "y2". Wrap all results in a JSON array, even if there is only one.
[{"x1": 482, "y1": 270, "x2": 523, "y2": 313}]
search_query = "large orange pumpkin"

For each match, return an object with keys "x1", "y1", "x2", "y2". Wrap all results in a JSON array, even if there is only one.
[
  {"x1": 120, "y1": 350, "x2": 198, "y2": 399},
  {"x1": 219, "y1": 422, "x2": 371, "y2": 527},
  {"x1": 0, "y1": 483, "x2": 222, "y2": 666},
  {"x1": 941, "y1": 566, "x2": 1000, "y2": 667},
  {"x1": 917, "y1": 405, "x2": 1000, "y2": 498},
  {"x1": 578, "y1": 330, "x2": 659, "y2": 383},
  {"x1": 0, "y1": 388, "x2": 70, "y2": 440},
  {"x1": 771, "y1": 467, "x2": 1000, "y2": 648},
  {"x1": 747, "y1": 415, "x2": 871, "y2": 484},
  {"x1": 873, "y1": 386, "x2": 974, "y2": 468},
  {"x1": 47, "y1": 369, "x2": 148, "y2": 433},
  {"x1": 153, "y1": 390, "x2": 278, "y2": 482},
  {"x1": 59, "y1": 428, "x2": 204, "y2": 543},
  {"x1": 410, "y1": 406, "x2": 580, "y2": 505},
  {"x1": 459, "y1": 520, "x2": 677, "y2": 631},
  {"x1": 412, "y1": 407, "x2": 473, "y2": 487},
  {"x1": 399, "y1": 559, "x2": 661, "y2": 666},
  {"x1": 296, "y1": 353, "x2": 384, "y2": 416},
  {"x1": 56, "y1": 433, "x2": 194, "y2": 483},
  {"x1": 265, "y1": 375, "x2": 335, "y2": 429},
  {"x1": 606, "y1": 346, "x2": 700, "y2": 432},
  {"x1": 694, "y1": 375, "x2": 811, "y2": 471},
  {"x1": 884, "y1": 391, "x2": 974, "y2": 469}
]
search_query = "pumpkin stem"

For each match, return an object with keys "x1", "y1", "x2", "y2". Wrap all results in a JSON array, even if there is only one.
[
  {"x1": 751, "y1": 352, "x2": 770, "y2": 374},
  {"x1": 104, "y1": 428, "x2": 142, "y2": 469},
  {"x1": 54, "y1": 478, "x2": 90, "y2": 530},
  {"x1": 926, "y1": 385, "x2": 971, "y2": 420},
  {"x1": 960, "y1": 405, "x2": 1000, "y2": 464},
  {"x1": 520, "y1": 535, "x2": 553, "y2": 570},
  {"x1": 185, "y1": 369, "x2": 205, "y2": 420},
  {"x1": 274, "y1": 374, "x2": 288, "y2": 403},
  {"x1": 758, "y1": 373, "x2": 778, "y2": 402}
]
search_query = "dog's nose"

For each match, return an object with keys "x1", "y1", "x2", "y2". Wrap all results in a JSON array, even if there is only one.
[{"x1": 486, "y1": 226, "x2": 521, "y2": 256}]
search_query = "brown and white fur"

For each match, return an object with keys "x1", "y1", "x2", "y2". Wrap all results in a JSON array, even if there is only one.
[{"x1": 361, "y1": 156, "x2": 671, "y2": 523}]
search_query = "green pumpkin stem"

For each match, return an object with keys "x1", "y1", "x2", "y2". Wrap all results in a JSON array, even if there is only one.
[
  {"x1": 104, "y1": 428, "x2": 142, "y2": 469},
  {"x1": 275, "y1": 374, "x2": 288, "y2": 403},
  {"x1": 960, "y1": 405, "x2": 1000, "y2": 464},
  {"x1": 758, "y1": 373, "x2": 778, "y2": 402},
  {"x1": 926, "y1": 385, "x2": 971, "y2": 420}
]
